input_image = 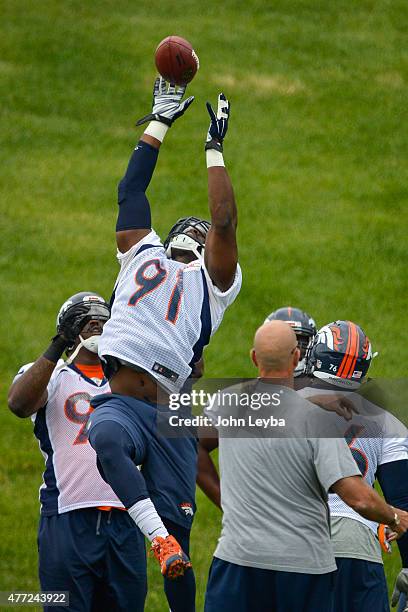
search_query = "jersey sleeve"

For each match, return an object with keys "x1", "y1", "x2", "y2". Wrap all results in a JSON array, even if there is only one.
[
  {"x1": 380, "y1": 437, "x2": 408, "y2": 465},
  {"x1": 13, "y1": 362, "x2": 35, "y2": 383},
  {"x1": 115, "y1": 229, "x2": 163, "y2": 271},
  {"x1": 202, "y1": 262, "x2": 242, "y2": 333}
]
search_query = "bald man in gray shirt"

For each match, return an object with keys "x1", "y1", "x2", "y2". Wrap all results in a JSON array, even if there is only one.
[{"x1": 204, "y1": 321, "x2": 408, "y2": 612}]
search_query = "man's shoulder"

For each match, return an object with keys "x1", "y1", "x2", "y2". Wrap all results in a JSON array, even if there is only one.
[
  {"x1": 14, "y1": 360, "x2": 66, "y2": 381},
  {"x1": 116, "y1": 230, "x2": 165, "y2": 267},
  {"x1": 14, "y1": 362, "x2": 35, "y2": 378},
  {"x1": 284, "y1": 385, "x2": 322, "y2": 412},
  {"x1": 218, "y1": 379, "x2": 259, "y2": 398}
]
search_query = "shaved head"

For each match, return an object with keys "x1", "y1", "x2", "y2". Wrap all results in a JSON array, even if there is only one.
[{"x1": 252, "y1": 320, "x2": 300, "y2": 378}]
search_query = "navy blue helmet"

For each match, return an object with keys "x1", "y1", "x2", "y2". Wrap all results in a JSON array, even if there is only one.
[
  {"x1": 306, "y1": 320, "x2": 373, "y2": 388},
  {"x1": 56, "y1": 292, "x2": 110, "y2": 350},
  {"x1": 265, "y1": 307, "x2": 317, "y2": 376},
  {"x1": 164, "y1": 216, "x2": 211, "y2": 260}
]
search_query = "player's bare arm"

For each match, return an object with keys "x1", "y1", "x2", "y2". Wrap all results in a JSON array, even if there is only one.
[
  {"x1": 8, "y1": 303, "x2": 90, "y2": 418},
  {"x1": 204, "y1": 94, "x2": 238, "y2": 291},
  {"x1": 8, "y1": 358, "x2": 52, "y2": 418},
  {"x1": 197, "y1": 436, "x2": 221, "y2": 509},
  {"x1": 116, "y1": 77, "x2": 194, "y2": 253},
  {"x1": 308, "y1": 393, "x2": 358, "y2": 421},
  {"x1": 331, "y1": 475, "x2": 408, "y2": 535}
]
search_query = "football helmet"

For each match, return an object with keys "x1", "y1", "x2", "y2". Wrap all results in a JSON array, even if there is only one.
[
  {"x1": 265, "y1": 307, "x2": 317, "y2": 376},
  {"x1": 164, "y1": 216, "x2": 211, "y2": 261},
  {"x1": 306, "y1": 320, "x2": 373, "y2": 389},
  {"x1": 56, "y1": 292, "x2": 110, "y2": 353}
]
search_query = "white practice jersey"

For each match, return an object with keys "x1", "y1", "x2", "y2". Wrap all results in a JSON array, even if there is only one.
[
  {"x1": 299, "y1": 386, "x2": 408, "y2": 535},
  {"x1": 99, "y1": 230, "x2": 242, "y2": 393},
  {"x1": 14, "y1": 362, "x2": 124, "y2": 515}
]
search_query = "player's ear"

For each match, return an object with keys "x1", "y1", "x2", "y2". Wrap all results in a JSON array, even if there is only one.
[
  {"x1": 293, "y1": 347, "x2": 300, "y2": 369},
  {"x1": 250, "y1": 348, "x2": 258, "y2": 368}
]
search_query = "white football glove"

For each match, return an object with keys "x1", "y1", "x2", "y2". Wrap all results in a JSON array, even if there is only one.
[
  {"x1": 205, "y1": 93, "x2": 230, "y2": 152},
  {"x1": 137, "y1": 77, "x2": 194, "y2": 127},
  {"x1": 391, "y1": 569, "x2": 408, "y2": 610}
]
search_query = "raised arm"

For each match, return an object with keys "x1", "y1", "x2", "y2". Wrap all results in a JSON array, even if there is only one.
[
  {"x1": 8, "y1": 305, "x2": 88, "y2": 418},
  {"x1": 116, "y1": 78, "x2": 194, "y2": 253},
  {"x1": 9, "y1": 358, "x2": 53, "y2": 418},
  {"x1": 204, "y1": 95, "x2": 238, "y2": 291}
]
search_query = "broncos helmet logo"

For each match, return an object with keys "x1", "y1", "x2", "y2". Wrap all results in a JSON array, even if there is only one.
[
  {"x1": 316, "y1": 323, "x2": 344, "y2": 353},
  {"x1": 331, "y1": 325, "x2": 343, "y2": 352}
]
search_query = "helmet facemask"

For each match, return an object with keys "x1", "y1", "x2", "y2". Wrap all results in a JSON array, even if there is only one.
[
  {"x1": 295, "y1": 332, "x2": 315, "y2": 377},
  {"x1": 56, "y1": 293, "x2": 110, "y2": 364},
  {"x1": 164, "y1": 217, "x2": 211, "y2": 262},
  {"x1": 65, "y1": 317, "x2": 109, "y2": 365}
]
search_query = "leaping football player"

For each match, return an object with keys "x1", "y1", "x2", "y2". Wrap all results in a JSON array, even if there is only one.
[
  {"x1": 87, "y1": 77, "x2": 241, "y2": 611},
  {"x1": 300, "y1": 321, "x2": 408, "y2": 612}
]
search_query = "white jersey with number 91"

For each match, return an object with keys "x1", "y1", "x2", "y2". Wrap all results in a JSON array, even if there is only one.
[{"x1": 99, "y1": 230, "x2": 242, "y2": 393}]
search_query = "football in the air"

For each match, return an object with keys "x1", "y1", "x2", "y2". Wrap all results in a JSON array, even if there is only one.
[{"x1": 154, "y1": 35, "x2": 199, "y2": 86}]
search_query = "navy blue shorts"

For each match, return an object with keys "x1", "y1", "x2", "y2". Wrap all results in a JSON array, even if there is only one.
[
  {"x1": 162, "y1": 518, "x2": 196, "y2": 612},
  {"x1": 38, "y1": 508, "x2": 147, "y2": 612},
  {"x1": 89, "y1": 393, "x2": 197, "y2": 529},
  {"x1": 204, "y1": 557, "x2": 335, "y2": 612},
  {"x1": 333, "y1": 557, "x2": 389, "y2": 612}
]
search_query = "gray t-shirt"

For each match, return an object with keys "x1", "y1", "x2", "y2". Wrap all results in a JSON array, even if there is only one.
[
  {"x1": 331, "y1": 516, "x2": 382, "y2": 564},
  {"x1": 211, "y1": 383, "x2": 361, "y2": 574}
]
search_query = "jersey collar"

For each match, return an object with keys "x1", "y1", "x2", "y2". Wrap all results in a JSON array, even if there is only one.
[{"x1": 68, "y1": 363, "x2": 107, "y2": 388}]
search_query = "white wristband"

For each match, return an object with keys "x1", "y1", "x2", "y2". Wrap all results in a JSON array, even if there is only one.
[
  {"x1": 128, "y1": 498, "x2": 169, "y2": 541},
  {"x1": 206, "y1": 149, "x2": 225, "y2": 168},
  {"x1": 144, "y1": 121, "x2": 169, "y2": 143}
]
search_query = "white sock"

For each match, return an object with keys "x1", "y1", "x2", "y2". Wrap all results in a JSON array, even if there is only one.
[{"x1": 128, "y1": 498, "x2": 169, "y2": 541}]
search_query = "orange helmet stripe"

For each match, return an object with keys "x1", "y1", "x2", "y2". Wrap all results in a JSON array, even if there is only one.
[
  {"x1": 337, "y1": 322, "x2": 353, "y2": 378},
  {"x1": 338, "y1": 322, "x2": 360, "y2": 379},
  {"x1": 345, "y1": 324, "x2": 360, "y2": 379},
  {"x1": 348, "y1": 324, "x2": 360, "y2": 378},
  {"x1": 340, "y1": 322, "x2": 356, "y2": 378}
]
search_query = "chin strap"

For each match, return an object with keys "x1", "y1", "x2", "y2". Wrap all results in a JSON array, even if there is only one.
[{"x1": 65, "y1": 335, "x2": 100, "y2": 365}]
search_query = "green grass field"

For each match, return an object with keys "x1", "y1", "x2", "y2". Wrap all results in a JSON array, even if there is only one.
[{"x1": 1, "y1": 0, "x2": 407, "y2": 609}]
